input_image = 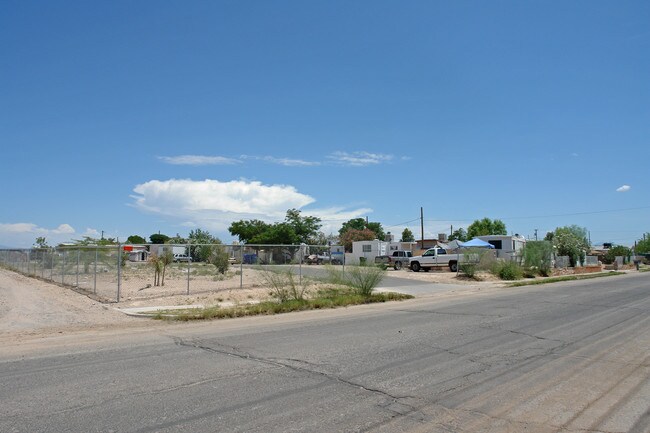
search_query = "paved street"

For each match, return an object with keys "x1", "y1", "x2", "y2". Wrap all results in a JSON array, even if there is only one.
[{"x1": 1, "y1": 273, "x2": 649, "y2": 432}]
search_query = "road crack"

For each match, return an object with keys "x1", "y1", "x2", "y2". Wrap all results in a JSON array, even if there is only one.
[{"x1": 171, "y1": 335, "x2": 418, "y2": 416}]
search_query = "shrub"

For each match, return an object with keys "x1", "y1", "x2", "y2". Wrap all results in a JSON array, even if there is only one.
[
  {"x1": 460, "y1": 248, "x2": 495, "y2": 279},
  {"x1": 322, "y1": 263, "x2": 386, "y2": 297},
  {"x1": 493, "y1": 260, "x2": 523, "y2": 280},
  {"x1": 522, "y1": 241, "x2": 553, "y2": 276},
  {"x1": 459, "y1": 263, "x2": 477, "y2": 279},
  {"x1": 603, "y1": 245, "x2": 632, "y2": 265},
  {"x1": 209, "y1": 244, "x2": 230, "y2": 274},
  {"x1": 257, "y1": 265, "x2": 309, "y2": 302}
]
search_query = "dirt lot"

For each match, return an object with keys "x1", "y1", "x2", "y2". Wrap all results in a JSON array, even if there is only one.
[
  {"x1": 0, "y1": 265, "x2": 485, "y2": 332},
  {"x1": 1, "y1": 263, "x2": 634, "y2": 354},
  {"x1": 0, "y1": 265, "x2": 487, "y2": 355},
  {"x1": 85, "y1": 261, "x2": 491, "y2": 308}
]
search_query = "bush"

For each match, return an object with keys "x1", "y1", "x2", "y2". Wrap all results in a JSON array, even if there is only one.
[
  {"x1": 322, "y1": 263, "x2": 386, "y2": 297},
  {"x1": 603, "y1": 245, "x2": 632, "y2": 265},
  {"x1": 257, "y1": 266, "x2": 309, "y2": 302},
  {"x1": 493, "y1": 260, "x2": 523, "y2": 280},
  {"x1": 459, "y1": 263, "x2": 477, "y2": 279},
  {"x1": 522, "y1": 241, "x2": 553, "y2": 276},
  {"x1": 209, "y1": 245, "x2": 230, "y2": 274}
]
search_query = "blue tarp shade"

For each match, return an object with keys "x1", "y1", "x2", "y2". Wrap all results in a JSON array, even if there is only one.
[{"x1": 461, "y1": 238, "x2": 495, "y2": 248}]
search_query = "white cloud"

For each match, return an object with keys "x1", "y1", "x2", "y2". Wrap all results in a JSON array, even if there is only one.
[
  {"x1": 0, "y1": 223, "x2": 44, "y2": 234},
  {"x1": 52, "y1": 224, "x2": 75, "y2": 234},
  {"x1": 83, "y1": 228, "x2": 101, "y2": 238},
  {"x1": 327, "y1": 151, "x2": 393, "y2": 166},
  {"x1": 130, "y1": 178, "x2": 372, "y2": 236},
  {"x1": 0, "y1": 222, "x2": 77, "y2": 248},
  {"x1": 131, "y1": 178, "x2": 315, "y2": 230},
  {"x1": 158, "y1": 155, "x2": 241, "y2": 165},
  {"x1": 240, "y1": 155, "x2": 320, "y2": 167},
  {"x1": 616, "y1": 185, "x2": 631, "y2": 193}
]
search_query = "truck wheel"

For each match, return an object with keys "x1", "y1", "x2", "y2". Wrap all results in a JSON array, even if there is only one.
[
  {"x1": 411, "y1": 262, "x2": 421, "y2": 272},
  {"x1": 317, "y1": 259, "x2": 323, "y2": 265},
  {"x1": 394, "y1": 261, "x2": 402, "y2": 270},
  {"x1": 449, "y1": 262, "x2": 458, "y2": 272}
]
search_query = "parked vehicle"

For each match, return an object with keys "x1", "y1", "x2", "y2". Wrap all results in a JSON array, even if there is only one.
[
  {"x1": 374, "y1": 250, "x2": 413, "y2": 270},
  {"x1": 304, "y1": 252, "x2": 343, "y2": 265},
  {"x1": 173, "y1": 254, "x2": 192, "y2": 263},
  {"x1": 409, "y1": 247, "x2": 469, "y2": 272}
]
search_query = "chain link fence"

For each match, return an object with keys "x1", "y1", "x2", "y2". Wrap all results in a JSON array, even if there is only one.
[{"x1": 0, "y1": 244, "x2": 344, "y2": 303}]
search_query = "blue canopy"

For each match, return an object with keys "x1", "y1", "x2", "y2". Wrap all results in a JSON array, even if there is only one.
[{"x1": 461, "y1": 238, "x2": 495, "y2": 248}]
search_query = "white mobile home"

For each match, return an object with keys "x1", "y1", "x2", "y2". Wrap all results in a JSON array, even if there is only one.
[
  {"x1": 346, "y1": 240, "x2": 416, "y2": 265},
  {"x1": 477, "y1": 235, "x2": 526, "y2": 260}
]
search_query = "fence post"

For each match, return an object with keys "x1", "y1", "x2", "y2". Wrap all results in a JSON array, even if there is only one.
[
  {"x1": 240, "y1": 243, "x2": 244, "y2": 289},
  {"x1": 186, "y1": 243, "x2": 190, "y2": 295},
  {"x1": 117, "y1": 243, "x2": 122, "y2": 302},
  {"x1": 76, "y1": 249, "x2": 80, "y2": 287},
  {"x1": 94, "y1": 247, "x2": 98, "y2": 294},
  {"x1": 62, "y1": 249, "x2": 66, "y2": 285},
  {"x1": 299, "y1": 245, "x2": 303, "y2": 285},
  {"x1": 50, "y1": 249, "x2": 54, "y2": 281}
]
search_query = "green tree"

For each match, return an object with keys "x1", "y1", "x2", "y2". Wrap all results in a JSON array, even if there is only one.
[
  {"x1": 603, "y1": 245, "x2": 632, "y2": 264},
  {"x1": 229, "y1": 210, "x2": 322, "y2": 245},
  {"x1": 339, "y1": 218, "x2": 385, "y2": 242},
  {"x1": 366, "y1": 222, "x2": 385, "y2": 240},
  {"x1": 400, "y1": 228, "x2": 415, "y2": 242},
  {"x1": 255, "y1": 222, "x2": 298, "y2": 245},
  {"x1": 168, "y1": 233, "x2": 188, "y2": 244},
  {"x1": 284, "y1": 208, "x2": 322, "y2": 244},
  {"x1": 126, "y1": 235, "x2": 146, "y2": 244},
  {"x1": 187, "y1": 228, "x2": 221, "y2": 262},
  {"x1": 467, "y1": 218, "x2": 507, "y2": 239},
  {"x1": 636, "y1": 233, "x2": 650, "y2": 254},
  {"x1": 34, "y1": 236, "x2": 49, "y2": 248},
  {"x1": 449, "y1": 228, "x2": 468, "y2": 242},
  {"x1": 339, "y1": 218, "x2": 366, "y2": 235},
  {"x1": 551, "y1": 225, "x2": 590, "y2": 267},
  {"x1": 229, "y1": 219, "x2": 271, "y2": 243},
  {"x1": 340, "y1": 228, "x2": 376, "y2": 252},
  {"x1": 149, "y1": 233, "x2": 170, "y2": 244}
]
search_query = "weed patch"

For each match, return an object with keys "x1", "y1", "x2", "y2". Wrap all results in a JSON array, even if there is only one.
[
  {"x1": 507, "y1": 271, "x2": 625, "y2": 287},
  {"x1": 151, "y1": 290, "x2": 413, "y2": 321}
]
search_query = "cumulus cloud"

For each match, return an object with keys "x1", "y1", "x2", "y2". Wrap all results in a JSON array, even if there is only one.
[
  {"x1": 131, "y1": 179, "x2": 315, "y2": 230},
  {"x1": 130, "y1": 178, "x2": 371, "y2": 234},
  {"x1": 52, "y1": 224, "x2": 75, "y2": 234},
  {"x1": 616, "y1": 185, "x2": 631, "y2": 193},
  {"x1": 158, "y1": 155, "x2": 241, "y2": 165},
  {"x1": 83, "y1": 228, "x2": 101, "y2": 238},
  {"x1": 327, "y1": 151, "x2": 393, "y2": 166}
]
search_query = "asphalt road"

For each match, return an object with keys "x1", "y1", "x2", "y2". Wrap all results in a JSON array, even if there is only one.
[{"x1": 1, "y1": 273, "x2": 649, "y2": 432}]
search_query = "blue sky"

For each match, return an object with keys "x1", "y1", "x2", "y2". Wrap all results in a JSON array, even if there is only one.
[{"x1": 1, "y1": 0, "x2": 649, "y2": 248}]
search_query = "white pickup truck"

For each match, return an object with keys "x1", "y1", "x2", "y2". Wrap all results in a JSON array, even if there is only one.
[{"x1": 409, "y1": 247, "x2": 466, "y2": 272}]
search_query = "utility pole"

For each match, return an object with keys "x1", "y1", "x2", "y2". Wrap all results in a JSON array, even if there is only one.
[
  {"x1": 420, "y1": 207, "x2": 424, "y2": 246},
  {"x1": 534, "y1": 229, "x2": 538, "y2": 241}
]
